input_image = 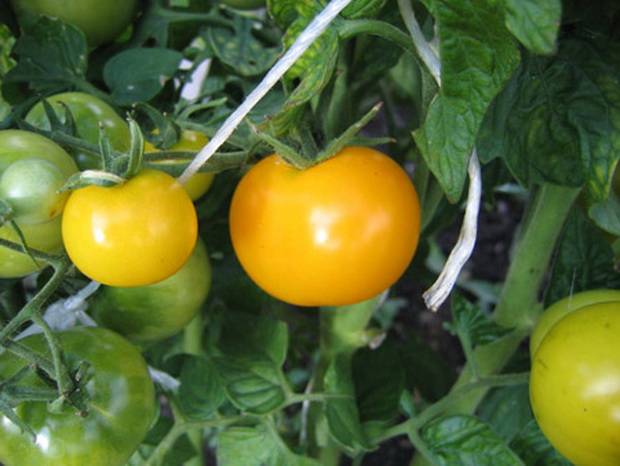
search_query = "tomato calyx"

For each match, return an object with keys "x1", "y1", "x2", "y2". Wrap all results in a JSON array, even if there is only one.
[{"x1": 254, "y1": 101, "x2": 384, "y2": 169}]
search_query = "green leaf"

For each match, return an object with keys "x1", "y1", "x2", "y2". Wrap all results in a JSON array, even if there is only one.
[
  {"x1": 589, "y1": 192, "x2": 620, "y2": 236},
  {"x1": 104, "y1": 48, "x2": 184, "y2": 105},
  {"x1": 414, "y1": 0, "x2": 520, "y2": 202},
  {"x1": 446, "y1": 294, "x2": 512, "y2": 347},
  {"x1": 478, "y1": 385, "x2": 532, "y2": 443},
  {"x1": 218, "y1": 425, "x2": 322, "y2": 466},
  {"x1": 3, "y1": 17, "x2": 87, "y2": 97},
  {"x1": 503, "y1": 0, "x2": 561, "y2": 55},
  {"x1": 421, "y1": 415, "x2": 525, "y2": 465},
  {"x1": 341, "y1": 0, "x2": 387, "y2": 19},
  {"x1": 478, "y1": 38, "x2": 620, "y2": 202},
  {"x1": 128, "y1": 416, "x2": 197, "y2": 466},
  {"x1": 510, "y1": 419, "x2": 572, "y2": 466},
  {"x1": 545, "y1": 209, "x2": 620, "y2": 305},
  {"x1": 352, "y1": 340, "x2": 405, "y2": 422},
  {"x1": 207, "y1": 16, "x2": 280, "y2": 77},
  {"x1": 176, "y1": 355, "x2": 226, "y2": 421},
  {"x1": 324, "y1": 354, "x2": 371, "y2": 453},
  {"x1": 267, "y1": 0, "x2": 301, "y2": 28},
  {"x1": 399, "y1": 333, "x2": 456, "y2": 402},
  {"x1": 269, "y1": 12, "x2": 339, "y2": 135}
]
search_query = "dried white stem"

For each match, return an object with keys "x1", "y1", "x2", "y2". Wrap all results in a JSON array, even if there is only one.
[
  {"x1": 178, "y1": 0, "x2": 355, "y2": 184},
  {"x1": 397, "y1": 0, "x2": 441, "y2": 86},
  {"x1": 423, "y1": 151, "x2": 482, "y2": 311}
]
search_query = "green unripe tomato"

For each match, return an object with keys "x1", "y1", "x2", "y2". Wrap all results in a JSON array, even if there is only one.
[
  {"x1": 0, "y1": 327, "x2": 156, "y2": 466},
  {"x1": 91, "y1": 239, "x2": 211, "y2": 343},
  {"x1": 10, "y1": 0, "x2": 138, "y2": 47},
  {"x1": 0, "y1": 158, "x2": 67, "y2": 224},
  {"x1": 220, "y1": 0, "x2": 265, "y2": 10},
  {"x1": 26, "y1": 92, "x2": 130, "y2": 170},
  {"x1": 530, "y1": 289, "x2": 620, "y2": 356}
]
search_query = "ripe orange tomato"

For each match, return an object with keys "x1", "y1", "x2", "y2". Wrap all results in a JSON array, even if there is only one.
[
  {"x1": 62, "y1": 169, "x2": 198, "y2": 287},
  {"x1": 229, "y1": 146, "x2": 421, "y2": 306}
]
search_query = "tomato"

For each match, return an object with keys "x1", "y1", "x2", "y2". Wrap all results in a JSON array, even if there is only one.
[
  {"x1": 91, "y1": 238, "x2": 211, "y2": 342},
  {"x1": 0, "y1": 130, "x2": 78, "y2": 277},
  {"x1": 26, "y1": 92, "x2": 130, "y2": 170},
  {"x1": 62, "y1": 169, "x2": 198, "y2": 287},
  {"x1": 10, "y1": 0, "x2": 138, "y2": 47},
  {"x1": 0, "y1": 327, "x2": 155, "y2": 466},
  {"x1": 229, "y1": 146, "x2": 421, "y2": 307},
  {"x1": 219, "y1": 0, "x2": 265, "y2": 10},
  {"x1": 530, "y1": 289, "x2": 620, "y2": 356},
  {"x1": 144, "y1": 130, "x2": 215, "y2": 201},
  {"x1": 530, "y1": 301, "x2": 620, "y2": 466}
]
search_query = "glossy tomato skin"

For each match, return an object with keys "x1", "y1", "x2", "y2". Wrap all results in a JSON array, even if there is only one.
[
  {"x1": 62, "y1": 169, "x2": 198, "y2": 287},
  {"x1": 0, "y1": 130, "x2": 77, "y2": 277},
  {"x1": 229, "y1": 146, "x2": 421, "y2": 307},
  {"x1": 220, "y1": 0, "x2": 265, "y2": 10},
  {"x1": 144, "y1": 130, "x2": 215, "y2": 201},
  {"x1": 530, "y1": 289, "x2": 620, "y2": 356},
  {"x1": 10, "y1": 0, "x2": 138, "y2": 47},
  {"x1": 0, "y1": 327, "x2": 156, "y2": 466},
  {"x1": 26, "y1": 92, "x2": 130, "y2": 170},
  {"x1": 91, "y1": 238, "x2": 211, "y2": 343},
  {"x1": 530, "y1": 301, "x2": 620, "y2": 466}
]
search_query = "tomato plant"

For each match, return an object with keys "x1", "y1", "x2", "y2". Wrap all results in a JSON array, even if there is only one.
[
  {"x1": 1, "y1": 1, "x2": 620, "y2": 466},
  {"x1": 229, "y1": 146, "x2": 421, "y2": 306},
  {"x1": 62, "y1": 169, "x2": 198, "y2": 287},
  {"x1": 0, "y1": 327, "x2": 156, "y2": 466},
  {"x1": 530, "y1": 301, "x2": 620, "y2": 466},
  {"x1": 26, "y1": 92, "x2": 130, "y2": 170},
  {"x1": 91, "y1": 238, "x2": 211, "y2": 343},
  {"x1": 144, "y1": 130, "x2": 215, "y2": 201},
  {"x1": 10, "y1": 0, "x2": 138, "y2": 47}
]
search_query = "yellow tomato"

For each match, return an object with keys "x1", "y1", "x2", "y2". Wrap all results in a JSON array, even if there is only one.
[
  {"x1": 530, "y1": 301, "x2": 620, "y2": 466},
  {"x1": 530, "y1": 289, "x2": 620, "y2": 356},
  {"x1": 229, "y1": 146, "x2": 421, "y2": 307},
  {"x1": 62, "y1": 169, "x2": 198, "y2": 286},
  {"x1": 144, "y1": 130, "x2": 214, "y2": 201}
]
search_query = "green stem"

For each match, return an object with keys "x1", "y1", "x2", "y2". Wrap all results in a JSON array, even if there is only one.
[
  {"x1": 2, "y1": 339, "x2": 56, "y2": 376},
  {"x1": 0, "y1": 257, "x2": 70, "y2": 343},
  {"x1": 183, "y1": 315, "x2": 204, "y2": 466}
]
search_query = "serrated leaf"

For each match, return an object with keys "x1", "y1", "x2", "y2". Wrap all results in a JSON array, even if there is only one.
[
  {"x1": 478, "y1": 38, "x2": 620, "y2": 202},
  {"x1": 446, "y1": 294, "x2": 512, "y2": 348},
  {"x1": 176, "y1": 355, "x2": 226, "y2": 421},
  {"x1": 504, "y1": 0, "x2": 561, "y2": 55},
  {"x1": 324, "y1": 354, "x2": 371, "y2": 453},
  {"x1": 3, "y1": 17, "x2": 87, "y2": 97},
  {"x1": 545, "y1": 209, "x2": 620, "y2": 305},
  {"x1": 510, "y1": 419, "x2": 572, "y2": 466},
  {"x1": 104, "y1": 48, "x2": 184, "y2": 105},
  {"x1": 414, "y1": 0, "x2": 520, "y2": 202},
  {"x1": 421, "y1": 415, "x2": 525, "y2": 466},
  {"x1": 267, "y1": 0, "x2": 300, "y2": 28},
  {"x1": 207, "y1": 17, "x2": 280, "y2": 77}
]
